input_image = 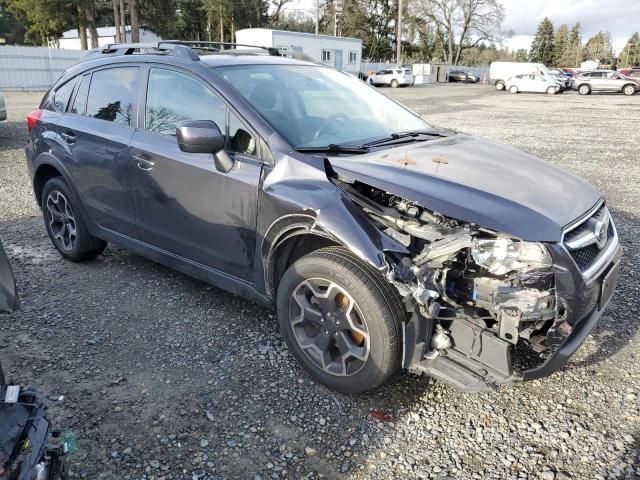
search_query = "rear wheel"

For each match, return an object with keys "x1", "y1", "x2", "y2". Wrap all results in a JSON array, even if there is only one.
[
  {"x1": 277, "y1": 247, "x2": 404, "y2": 393},
  {"x1": 578, "y1": 84, "x2": 591, "y2": 95},
  {"x1": 495, "y1": 81, "x2": 505, "y2": 91},
  {"x1": 42, "y1": 177, "x2": 106, "y2": 261},
  {"x1": 623, "y1": 84, "x2": 636, "y2": 96},
  {"x1": 390, "y1": 79, "x2": 399, "y2": 88},
  {"x1": 509, "y1": 85, "x2": 518, "y2": 94}
]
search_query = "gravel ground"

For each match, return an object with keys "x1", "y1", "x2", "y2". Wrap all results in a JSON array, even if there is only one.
[{"x1": 0, "y1": 86, "x2": 639, "y2": 480}]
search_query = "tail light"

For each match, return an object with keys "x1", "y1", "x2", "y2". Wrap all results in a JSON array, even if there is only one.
[{"x1": 27, "y1": 109, "x2": 42, "y2": 133}]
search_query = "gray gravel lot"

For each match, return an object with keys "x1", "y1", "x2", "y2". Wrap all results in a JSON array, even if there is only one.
[{"x1": 0, "y1": 85, "x2": 639, "y2": 480}]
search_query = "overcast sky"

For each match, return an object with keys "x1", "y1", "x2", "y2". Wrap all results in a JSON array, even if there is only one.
[
  {"x1": 283, "y1": 0, "x2": 640, "y2": 55},
  {"x1": 502, "y1": 0, "x2": 640, "y2": 55}
]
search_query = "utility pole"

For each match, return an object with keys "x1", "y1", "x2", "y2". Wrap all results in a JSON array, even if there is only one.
[
  {"x1": 334, "y1": 1, "x2": 342, "y2": 37},
  {"x1": 315, "y1": 0, "x2": 320, "y2": 35},
  {"x1": 396, "y1": 0, "x2": 403, "y2": 64}
]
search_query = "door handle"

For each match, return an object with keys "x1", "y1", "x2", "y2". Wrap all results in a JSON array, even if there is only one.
[
  {"x1": 133, "y1": 154, "x2": 155, "y2": 171},
  {"x1": 60, "y1": 131, "x2": 76, "y2": 144}
]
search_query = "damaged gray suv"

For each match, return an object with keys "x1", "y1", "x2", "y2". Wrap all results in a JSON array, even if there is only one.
[{"x1": 25, "y1": 42, "x2": 622, "y2": 393}]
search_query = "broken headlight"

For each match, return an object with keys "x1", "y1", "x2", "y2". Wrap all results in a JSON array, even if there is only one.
[{"x1": 470, "y1": 237, "x2": 552, "y2": 275}]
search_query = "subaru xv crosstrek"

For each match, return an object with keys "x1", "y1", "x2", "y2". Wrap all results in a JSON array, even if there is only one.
[{"x1": 25, "y1": 41, "x2": 622, "y2": 393}]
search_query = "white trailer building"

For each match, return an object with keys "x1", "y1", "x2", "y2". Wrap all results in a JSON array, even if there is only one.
[
  {"x1": 52, "y1": 26, "x2": 161, "y2": 50},
  {"x1": 235, "y1": 28, "x2": 362, "y2": 74}
]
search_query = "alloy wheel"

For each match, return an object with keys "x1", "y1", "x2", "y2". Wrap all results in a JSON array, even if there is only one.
[
  {"x1": 289, "y1": 278, "x2": 369, "y2": 377},
  {"x1": 46, "y1": 190, "x2": 77, "y2": 251}
]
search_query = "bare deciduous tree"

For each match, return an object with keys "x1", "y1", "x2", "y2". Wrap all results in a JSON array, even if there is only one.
[
  {"x1": 270, "y1": 0, "x2": 293, "y2": 25},
  {"x1": 414, "y1": 0, "x2": 504, "y2": 65}
]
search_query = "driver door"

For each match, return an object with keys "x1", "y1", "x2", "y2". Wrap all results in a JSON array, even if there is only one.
[{"x1": 129, "y1": 66, "x2": 262, "y2": 282}]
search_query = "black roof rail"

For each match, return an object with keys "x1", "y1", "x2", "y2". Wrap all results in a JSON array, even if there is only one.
[
  {"x1": 80, "y1": 40, "x2": 282, "y2": 63},
  {"x1": 100, "y1": 42, "x2": 199, "y2": 60},
  {"x1": 159, "y1": 40, "x2": 281, "y2": 56}
]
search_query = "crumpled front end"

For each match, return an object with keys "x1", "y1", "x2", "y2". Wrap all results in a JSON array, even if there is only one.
[{"x1": 332, "y1": 176, "x2": 622, "y2": 391}]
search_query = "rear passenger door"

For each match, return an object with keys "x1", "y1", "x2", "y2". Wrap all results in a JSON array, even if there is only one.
[
  {"x1": 588, "y1": 72, "x2": 605, "y2": 90},
  {"x1": 56, "y1": 66, "x2": 139, "y2": 238},
  {"x1": 129, "y1": 66, "x2": 262, "y2": 281}
]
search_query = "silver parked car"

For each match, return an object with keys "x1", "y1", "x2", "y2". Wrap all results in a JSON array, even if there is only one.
[
  {"x1": 506, "y1": 74, "x2": 560, "y2": 94},
  {"x1": 0, "y1": 91, "x2": 6, "y2": 121},
  {"x1": 572, "y1": 70, "x2": 639, "y2": 96},
  {"x1": 369, "y1": 68, "x2": 414, "y2": 88}
]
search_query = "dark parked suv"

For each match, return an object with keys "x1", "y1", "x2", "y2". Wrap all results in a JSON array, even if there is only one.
[{"x1": 26, "y1": 42, "x2": 622, "y2": 393}]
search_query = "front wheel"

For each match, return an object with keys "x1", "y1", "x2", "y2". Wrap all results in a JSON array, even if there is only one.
[
  {"x1": 547, "y1": 86, "x2": 557, "y2": 95},
  {"x1": 623, "y1": 84, "x2": 636, "y2": 96},
  {"x1": 509, "y1": 85, "x2": 518, "y2": 94},
  {"x1": 578, "y1": 84, "x2": 591, "y2": 95},
  {"x1": 390, "y1": 79, "x2": 399, "y2": 88},
  {"x1": 277, "y1": 247, "x2": 404, "y2": 393},
  {"x1": 42, "y1": 177, "x2": 106, "y2": 261}
]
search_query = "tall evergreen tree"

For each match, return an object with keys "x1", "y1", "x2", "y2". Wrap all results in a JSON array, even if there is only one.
[
  {"x1": 552, "y1": 23, "x2": 568, "y2": 67},
  {"x1": 567, "y1": 22, "x2": 582, "y2": 67},
  {"x1": 529, "y1": 17, "x2": 554, "y2": 65}
]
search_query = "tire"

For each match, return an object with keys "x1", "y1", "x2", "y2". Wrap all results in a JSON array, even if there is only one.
[
  {"x1": 547, "y1": 86, "x2": 557, "y2": 95},
  {"x1": 578, "y1": 84, "x2": 591, "y2": 95},
  {"x1": 41, "y1": 177, "x2": 106, "y2": 261},
  {"x1": 623, "y1": 84, "x2": 636, "y2": 96},
  {"x1": 509, "y1": 85, "x2": 518, "y2": 94},
  {"x1": 495, "y1": 81, "x2": 505, "y2": 91},
  {"x1": 277, "y1": 247, "x2": 404, "y2": 394},
  {"x1": 390, "y1": 79, "x2": 399, "y2": 88}
]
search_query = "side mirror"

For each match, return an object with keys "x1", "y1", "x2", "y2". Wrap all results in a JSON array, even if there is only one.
[{"x1": 176, "y1": 120, "x2": 234, "y2": 173}]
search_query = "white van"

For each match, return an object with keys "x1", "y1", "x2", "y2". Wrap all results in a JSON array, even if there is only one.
[{"x1": 489, "y1": 62, "x2": 551, "y2": 91}]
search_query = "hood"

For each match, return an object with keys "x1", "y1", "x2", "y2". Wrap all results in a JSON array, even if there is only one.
[{"x1": 328, "y1": 134, "x2": 601, "y2": 242}]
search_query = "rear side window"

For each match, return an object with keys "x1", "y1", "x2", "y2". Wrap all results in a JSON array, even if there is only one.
[
  {"x1": 70, "y1": 74, "x2": 91, "y2": 115},
  {"x1": 53, "y1": 79, "x2": 76, "y2": 112},
  {"x1": 85, "y1": 67, "x2": 139, "y2": 126},
  {"x1": 145, "y1": 68, "x2": 226, "y2": 135}
]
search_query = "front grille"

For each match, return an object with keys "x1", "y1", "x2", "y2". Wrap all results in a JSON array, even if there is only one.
[
  {"x1": 562, "y1": 202, "x2": 618, "y2": 278},
  {"x1": 571, "y1": 244, "x2": 600, "y2": 270}
]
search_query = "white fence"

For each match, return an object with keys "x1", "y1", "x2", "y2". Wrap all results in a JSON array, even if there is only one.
[{"x1": 0, "y1": 46, "x2": 84, "y2": 91}]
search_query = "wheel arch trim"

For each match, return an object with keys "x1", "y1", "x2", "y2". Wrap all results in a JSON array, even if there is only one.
[{"x1": 31, "y1": 153, "x2": 99, "y2": 234}]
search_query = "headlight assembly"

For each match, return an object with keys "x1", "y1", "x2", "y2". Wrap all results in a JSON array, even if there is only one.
[{"x1": 470, "y1": 237, "x2": 552, "y2": 275}]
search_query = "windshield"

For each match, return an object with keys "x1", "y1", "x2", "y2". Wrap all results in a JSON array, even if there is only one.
[{"x1": 215, "y1": 64, "x2": 430, "y2": 149}]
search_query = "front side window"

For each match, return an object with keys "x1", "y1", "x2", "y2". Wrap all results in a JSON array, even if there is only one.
[
  {"x1": 228, "y1": 110, "x2": 257, "y2": 156},
  {"x1": 145, "y1": 68, "x2": 226, "y2": 136},
  {"x1": 145, "y1": 68, "x2": 257, "y2": 157},
  {"x1": 86, "y1": 67, "x2": 138, "y2": 126},
  {"x1": 321, "y1": 50, "x2": 332, "y2": 62},
  {"x1": 217, "y1": 65, "x2": 430, "y2": 149},
  {"x1": 53, "y1": 79, "x2": 76, "y2": 112}
]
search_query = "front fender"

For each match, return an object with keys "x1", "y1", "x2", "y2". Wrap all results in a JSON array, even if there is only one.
[{"x1": 258, "y1": 154, "x2": 409, "y2": 295}]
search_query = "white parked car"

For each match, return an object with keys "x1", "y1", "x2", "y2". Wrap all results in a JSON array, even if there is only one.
[
  {"x1": 369, "y1": 68, "x2": 414, "y2": 88},
  {"x1": 506, "y1": 74, "x2": 560, "y2": 94},
  {"x1": 0, "y1": 91, "x2": 6, "y2": 121}
]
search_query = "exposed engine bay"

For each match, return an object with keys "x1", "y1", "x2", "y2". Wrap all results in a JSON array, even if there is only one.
[{"x1": 334, "y1": 176, "x2": 564, "y2": 390}]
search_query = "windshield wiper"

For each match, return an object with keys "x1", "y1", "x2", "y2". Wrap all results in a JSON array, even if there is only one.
[
  {"x1": 362, "y1": 129, "x2": 447, "y2": 148},
  {"x1": 295, "y1": 144, "x2": 370, "y2": 155}
]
